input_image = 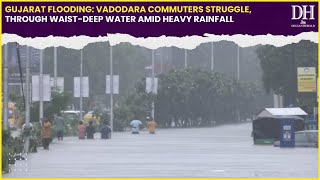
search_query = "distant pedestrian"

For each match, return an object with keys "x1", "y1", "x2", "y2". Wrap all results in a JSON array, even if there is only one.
[
  {"x1": 130, "y1": 119, "x2": 142, "y2": 134},
  {"x1": 41, "y1": 117, "x2": 52, "y2": 150},
  {"x1": 54, "y1": 114, "x2": 65, "y2": 140},
  {"x1": 147, "y1": 117, "x2": 157, "y2": 134},
  {"x1": 86, "y1": 121, "x2": 95, "y2": 139},
  {"x1": 171, "y1": 121, "x2": 175, "y2": 127},
  {"x1": 78, "y1": 121, "x2": 86, "y2": 139},
  {"x1": 100, "y1": 121, "x2": 112, "y2": 139}
]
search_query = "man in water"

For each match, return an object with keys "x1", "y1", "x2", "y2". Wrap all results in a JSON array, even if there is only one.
[
  {"x1": 78, "y1": 121, "x2": 86, "y2": 139},
  {"x1": 101, "y1": 121, "x2": 111, "y2": 139},
  {"x1": 86, "y1": 121, "x2": 95, "y2": 139},
  {"x1": 130, "y1": 119, "x2": 142, "y2": 134},
  {"x1": 54, "y1": 114, "x2": 65, "y2": 140},
  {"x1": 41, "y1": 118, "x2": 52, "y2": 150},
  {"x1": 147, "y1": 117, "x2": 157, "y2": 134}
]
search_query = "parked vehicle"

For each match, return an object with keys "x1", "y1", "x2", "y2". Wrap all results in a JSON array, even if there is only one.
[
  {"x1": 273, "y1": 130, "x2": 318, "y2": 148},
  {"x1": 61, "y1": 110, "x2": 80, "y2": 121}
]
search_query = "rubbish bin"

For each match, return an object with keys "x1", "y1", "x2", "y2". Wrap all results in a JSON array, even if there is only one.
[{"x1": 280, "y1": 118, "x2": 295, "y2": 148}]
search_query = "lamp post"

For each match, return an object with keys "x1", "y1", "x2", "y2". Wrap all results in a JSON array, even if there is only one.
[
  {"x1": 25, "y1": 46, "x2": 30, "y2": 153},
  {"x1": 211, "y1": 42, "x2": 214, "y2": 71},
  {"x1": 237, "y1": 45, "x2": 240, "y2": 80},
  {"x1": 110, "y1": 45, "x2": 114, "y2": 132},
  {"x1": 184, "y1": 49, "x2": 187, "y2": 68},
  {"x1": 54, "y1": 47, "x2": 57, "y2": 87},
  {"x1": 80, "y1": 49, "x2": 83, "y2": 122},
  {"x1": 39, "y1": 49, "x2": 43, "y2": 123},
  {"x1": 151, "y1": 49, "x2": 155, "y2": 118},
  {"x1": 236, "y1": 45, "x2": 240, "y2": 122},
  {"x1": 3, "y1": 44, "x2": 8, "y2": 130}
]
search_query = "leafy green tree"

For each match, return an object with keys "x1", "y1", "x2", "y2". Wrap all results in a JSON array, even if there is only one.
[
  {"x1": 113, "y1": 68, "x2": 263, "y2": 130},
  {"x1": 43, "y1": 43, "x2": 151, "y2": 111},
  {"x1": 12, "y1": 89, "x2": 72, "y2": 123},
  {"x1": 256, "y1": 40, "x2": 317, "y2": 109},
  {"x1": 155, "y1": 69, "x2": 263, "y2": 127},
  {"x1": 43, "y1": 89, "x2": 72, "y2": 119}
]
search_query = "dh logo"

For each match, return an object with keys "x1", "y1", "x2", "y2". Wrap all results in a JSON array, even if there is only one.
[{"x1": 291, "y1": 5, "x2": 315, "y2": 20}]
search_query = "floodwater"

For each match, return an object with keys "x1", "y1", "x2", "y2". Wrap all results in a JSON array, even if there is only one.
[{"x1": 3, "y1": 122, "x2": 318, "y2": 178}]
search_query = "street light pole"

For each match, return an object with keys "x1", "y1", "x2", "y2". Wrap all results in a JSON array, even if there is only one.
[
  {"x1": 211, "y1": 42, "x2": 214, "y2": 71},
  {"x1": 110, "y1": 45, "x2": 114, "y2": 132},
  {"x1": 237, "y1": 45, "x2": 240, "y2": 80},
  {"x1": 3, "y1": 44, "x2": 8, "y2": 130},
  {"x1": 80, "y1": 50, "x2": 83, "y2": 122},
  {"x1": 161, "y1": 56, "x2": 163, "y2": 74},
  {"x1": 25, "y1": 46, "x2": 30, "y2": 153},
  {"x1": 236, "y1": 45, "x2": 240, "y2": 122},
  {"x1": 151, "y1": 49, "x2": 155, "y2": 118},
  {"x1": 184, "y1": 49, "x2": 187, "y2": 69},
  {"x1": 54, "y1": 47, "x2": 57, "y2": 87},
  {"x1": 39, "y1": 49, "x2": 43, "y2": 123}
]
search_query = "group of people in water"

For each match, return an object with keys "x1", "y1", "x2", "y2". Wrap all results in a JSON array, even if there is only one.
[
  {"x1": 40, "y1": 115, "x2": 157, "y2": 150},
  {"x1": 130, "y1": 117, "x2": 158, "y2": 134},
  {"x1": 77, "y1": 120, "x2": 111, "y2": 139}
]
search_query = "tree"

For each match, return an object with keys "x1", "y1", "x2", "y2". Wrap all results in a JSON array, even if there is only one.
[
  {"x1": 113, "y1": 78, "x2": 153, "y2": 130},
  {"x1": 109, "y1": 66, "x2": 264, "y2": 130},
  {"x1": 27, "y1": 90, "x2": 72, "y2": 123},
  {"x1": 43, "y1": 89, "x2": 72, "y2": 119},
  {"x1": 256, "y1": 40, "x2": 317, "y2": 108},
  {"x1": 42, "y1": 43, "x2": 151, "y2": 111},
  {"x1": 155, "y1": 69, "x2": 263, "y2": 127}
]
